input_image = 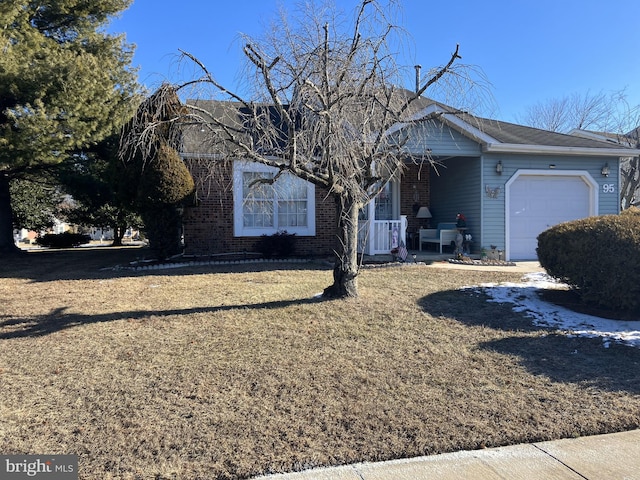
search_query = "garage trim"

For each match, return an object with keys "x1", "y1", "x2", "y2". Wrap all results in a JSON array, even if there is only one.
[{"x1": 504, "y1": 169, "x2": 599, "y2": 260}]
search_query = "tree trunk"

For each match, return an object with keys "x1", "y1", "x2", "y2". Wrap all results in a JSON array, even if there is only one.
[
  {"x1": 0, "y1": 174, "x2": 21, "y2": 255},
  {"x1": 323, "y1": 194, "x2": 360, "y2": 298},
  {"x1": 111, "y1": 224, "x2": 126, "y2": 246},
  {"x1": 621, "y1": 157, "x2": 640, "y2": 210}
]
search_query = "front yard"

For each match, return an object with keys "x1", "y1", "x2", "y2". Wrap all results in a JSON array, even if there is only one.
[{"x1": 1, "y1": 247, "x2": 639, "y2": 479}]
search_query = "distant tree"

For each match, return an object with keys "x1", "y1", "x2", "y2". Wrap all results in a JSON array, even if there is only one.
[
  {"x1": 518, "y1": 90, "x2": 640, "y2": 210},
  {"x1": 10, "y1": 176, "x2": 62, "y2": 233},
  {"x1": 57, "y1": 134, "x2": 141, "y2": 245},
  {"x1": 516, "y1": 90, "x2": 623, "y2": 133},
  {"x1": 126, "y1": 0, "x2": 481, "y2": 297},
  {"x1": 0, "y1": 0, "x2": 139, "y2": 254}
]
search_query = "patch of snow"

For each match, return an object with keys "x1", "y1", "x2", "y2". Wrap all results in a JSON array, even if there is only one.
[{"x1": 467, "y1": 272, "x2": 640, "y2": 349}]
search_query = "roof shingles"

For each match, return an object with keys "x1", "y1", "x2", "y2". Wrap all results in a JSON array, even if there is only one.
[{"x1": 455, "y1": 113, "x2": 633, "y2": 150}]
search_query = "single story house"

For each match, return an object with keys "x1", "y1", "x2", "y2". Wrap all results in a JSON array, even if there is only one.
[{"x1": 181, "y1": 98, "x2": 640, "y2": 261}]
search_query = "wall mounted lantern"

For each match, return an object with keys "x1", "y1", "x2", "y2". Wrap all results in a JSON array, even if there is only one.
[
  {"x1": 601, "y1": 163, "x2": 610, "y2": 177},
  {"x1": 496, "y1": 160, "x2": 503, "y2": 175}
]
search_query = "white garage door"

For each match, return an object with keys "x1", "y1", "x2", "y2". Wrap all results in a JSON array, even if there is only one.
[{"x1": 509, "y1": 175, "x2": 591, "y2": 260}]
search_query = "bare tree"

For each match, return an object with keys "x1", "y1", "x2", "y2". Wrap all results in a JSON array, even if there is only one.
[
  {"x1": 621, "y1": 155, "x2": 640, "y2": 209},
  {"x1": 126, "y1": 0, "x2": 479, "y2": 298},
  {"x1": 518, "y1": 90, "x2": 640, "y2": 210},
  {"x1": 606, "y1": 94, "x2": 640, "y2": 210},
  {"x1": 516, "y1": 90, "x2": 624, "y2": 133},
  {"x1": 518, "y1": 96, "x2": 571, "y2": 133}
]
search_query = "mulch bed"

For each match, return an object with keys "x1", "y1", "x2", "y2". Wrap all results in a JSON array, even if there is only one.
[{"x1": 448, "y1": 258, "x2": 517, "y2": 267}]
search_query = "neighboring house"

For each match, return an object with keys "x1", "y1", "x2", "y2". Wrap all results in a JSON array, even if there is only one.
[
  {"x1": 181, "y1": 99, "x2": 640, "y2": 261},
  {"x1": 568, "y1": 128, "x2": 637, "y2": 147}
]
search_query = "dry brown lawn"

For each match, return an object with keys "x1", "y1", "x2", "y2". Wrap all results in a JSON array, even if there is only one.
[{"x1": 1, "y1": 246, "x2": 639, "y2": 479}]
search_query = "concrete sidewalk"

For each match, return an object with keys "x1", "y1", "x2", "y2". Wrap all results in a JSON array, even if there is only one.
[{"x1": 254, "y1": 429, "x2": 640, "y2": 479}]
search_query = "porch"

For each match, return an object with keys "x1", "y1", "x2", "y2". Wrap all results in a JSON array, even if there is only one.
[
  {"x1": 360, "y1": 249, "x2": 460, "y2": 264},
  {"x1": 358, "y1": 216, "x2": 413, "y2": 256},
  {"x1": 358, "y1": 216, "x2": 459, "y2": 257}
]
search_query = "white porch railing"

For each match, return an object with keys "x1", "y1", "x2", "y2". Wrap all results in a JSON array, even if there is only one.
[{"x1": 358, "y1": 216, "x2": 407, "y2": 255}]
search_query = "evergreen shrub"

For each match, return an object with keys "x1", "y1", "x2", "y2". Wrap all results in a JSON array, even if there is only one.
[
  {"x1": 36, "y1": 232, "x2": 91, "y2": 248},
  {"x1": 137, "y1": 142, "x2": 194, "y2": 260},
  {"x1": 537, "y1": 213, "x2": 640, "y2": 311},
  {"x1": 255, "y1": 231, "x2": 297, "y2": 259}
]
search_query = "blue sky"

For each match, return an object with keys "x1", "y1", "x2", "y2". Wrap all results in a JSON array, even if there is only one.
[{"x1": 108, "y1": 0, "x2": 640, "y2": 123}]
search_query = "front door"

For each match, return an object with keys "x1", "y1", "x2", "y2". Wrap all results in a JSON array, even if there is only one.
[{"x1": 358, "y1": 181, "x2": 403, "y2": 254}]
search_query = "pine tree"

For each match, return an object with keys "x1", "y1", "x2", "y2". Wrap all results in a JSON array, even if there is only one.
[{"x1": 0, "y1": 0, "x2": 139, "y2": 253}]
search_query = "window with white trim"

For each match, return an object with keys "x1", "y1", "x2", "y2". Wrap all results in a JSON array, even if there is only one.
[{"x1": 233, "y1": 161, "x2": 316, "y2": 236}]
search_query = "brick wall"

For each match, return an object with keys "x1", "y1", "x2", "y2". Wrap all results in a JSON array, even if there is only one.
[
  {"x1": 399, "y1": 162, "x2": 431, "y2": 236},
  {"x1": 183, "y1": 159, "x2": 338, "y2": 256},
  {"x1": 183, "y1": 159, "x2": 431, "y2": 256}
]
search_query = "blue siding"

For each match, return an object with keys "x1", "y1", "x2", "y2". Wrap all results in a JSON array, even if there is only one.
[
  {"x1": 430, "y1": 157, "x2": 481, "y2": 251},
  {"x1": 401, "y1": 121, "x2": 482, "y2": 157},
  {"x1": 480, "y1": 153, "x2": 620, "y2": 254},
  {"x1": 401, "y1": 117, "x2": 623, "y2": 257}
]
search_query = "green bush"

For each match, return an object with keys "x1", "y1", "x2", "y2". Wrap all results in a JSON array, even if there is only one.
[
  {"x1": 141, "y1": 206, "x2": 183, "y2": 261},
  {"x1": 136, "y1": 142, "x2": 194, "y2": 260},
  {"x1": 138, "y1": 142, "x2": 194, "y2": 207},
  {"x1": 537, "y1": 214, "x2": 640, "y2": 311},
  {"x1": 255, "y1": 231, "x2": 297, "y2": 259},
  {"x1": 36, "y1": 232, "x2": 91, "y2": 249}
]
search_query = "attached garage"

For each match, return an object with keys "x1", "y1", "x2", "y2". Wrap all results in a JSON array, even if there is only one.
[{"x1": 506, "y1": 171, "x2": 598, "y2": 260}]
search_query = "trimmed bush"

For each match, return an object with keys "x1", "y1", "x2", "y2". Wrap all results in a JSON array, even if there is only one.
[
  {"x1": 140, "y1": 205, "x2": 183, "y2": 261},
  {"x1": 36, "y1": 232, "x2": 91, "y2": 249},
  {"x1": 537, "y1": 214, "x2": 640, "y2": 311},
  {"x1": 138, "y1": 142, "x2": 195, "y2": 207},
  {"x1": 255, "y1": 231, "x2": 296, "y2": 259},
  {"x1": 136, "y1": 142, "x2": 194, "y2": 260}
]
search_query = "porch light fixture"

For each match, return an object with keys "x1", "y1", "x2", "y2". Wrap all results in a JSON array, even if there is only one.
[
  {"x1": 416, "y1": 206, "x2": 432, "y2": 228},
  {"x1": 601, "y1": 163, "x2": 610, "y2": 177},
  {"x1": 495, "y1": 160, "x2": 503, "y2": 175}
]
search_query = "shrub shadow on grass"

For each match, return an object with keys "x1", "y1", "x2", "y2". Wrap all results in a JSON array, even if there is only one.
[
  {"x1": 0, "y1": 297, "x2": 330, "y2": 339},
  {"x1": 480, "y1": 334, "x2": 640, "y2": 395},
  {"x1": 420, "y1": 288, "x2": 640, "y2": 394},
  {"x1": 0, "y1": 246, "x2": 331, "y2": 282},
  {"x1": 0, "y1": 246, "x2": 149, "y2": 281},
  {"x1": 419, "y1": 287, "x2": 543, "y2": 333}
]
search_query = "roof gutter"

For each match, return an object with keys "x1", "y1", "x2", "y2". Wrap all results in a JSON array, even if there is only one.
[{"x1": 483, "y1": 143, "x2": 640, "y2": 157}]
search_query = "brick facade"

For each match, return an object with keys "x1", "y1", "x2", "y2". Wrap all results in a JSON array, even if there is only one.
[
  {"x1": 182, "y1": 159, "x2": 430, "y2": 256},
  {"x1": 183, "y1": 159, "x2": 338, "y2": 257},
  {"x1": 399, "y1": 162, "x2": 431, "y2": 236}
]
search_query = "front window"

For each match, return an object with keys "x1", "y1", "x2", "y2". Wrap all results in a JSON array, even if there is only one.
[
  {"x1": 234, "y1": 162, "x2": 316, "y2": 236},
  {"x1": 242, "y1": 171, "x2": 275, "y2": 228}
]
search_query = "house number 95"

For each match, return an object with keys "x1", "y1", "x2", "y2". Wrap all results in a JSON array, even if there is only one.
[{"x1": 603, "y1": 183, "x2": 616, "y2": 193}]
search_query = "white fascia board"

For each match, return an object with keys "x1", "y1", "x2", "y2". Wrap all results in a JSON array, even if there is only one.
[
  {"x1": 408, "y1": 103, "x2": 448, "y2": 121},
  {"x1": 389, "y1": 105, "x2": 499, "y2": 146},
  {"x1": 483, "y1": 143, "x2": 640, "y2": 157},
  {"x1": 384, "y1": 103, "x2": 445, "y2": 137},
  {"x1": 438, "y1": 113, "x2": 498, "y2": 145}
]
